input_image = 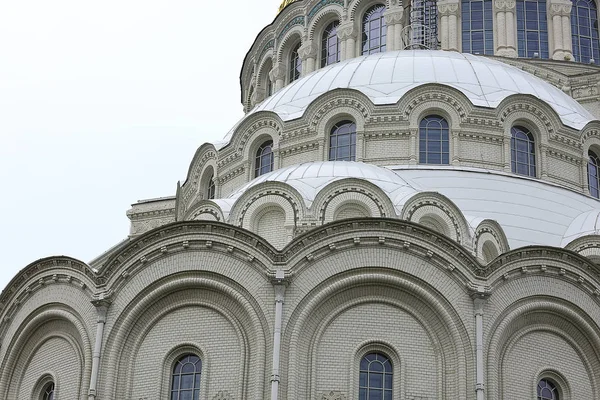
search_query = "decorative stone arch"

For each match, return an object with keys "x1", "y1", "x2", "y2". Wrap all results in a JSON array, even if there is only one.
[
  {"x1": 565, "y1": 234, "x2": 600, "y2": 265},
  {"x1": 31, "y1": 372, "x2": 58, "y2": 400},
  {"x1": 0, "y1": 307, "x2": 91, "y2": 400},
  {"x1": 581, "y1": 129, "x2": 600, "y2": 195},
  {"x1": 534, "y1": 368, "x2": 572, "y2": 400},
  {"x1": 256, "y1": 53, "x2": 274, "y2": 100},
  {"x1": 182, "y1": 143, "x2": 218, "y2": 199},
  {"x1": 281, "y1": 268, "x2": 471, "y2": 400},
  {"x1": 198, "y1": 163, "x2": 217, "y2": 199},
  {"x1": 100, "y1": 272, "x2": 269, "y2": 400},
  {"x1": 473, "y1": 219, "x2": 510, "y2": 264},
  {"x1": 160, "y1": 343, "x2": 208, "y2": 400},
  {"x1": 312, "y1": 178, "x2": 397, "y2": 223},
  {"x1": 400, "y1": 192, "x2": 472, "y2": 248},
  {"x1": 349, "y1": 0, "x2": 389, "y2": 22},
  {"x1": 486, "y1": 298, "x2": 600, "y2": 400},
  {"x1": 247, "y1": 83, "x2": 255, "y2": 110},
  {"x1": 399, "y1": 84, "x2": 472, "y2": 125},
  {"x1": 184, "y1": 200, "x2": 225, "y2": 222},
  {"x1": 308, "y1": 5, "x2": 343, "y2": 42},
  {"x1": 277, "y1": 26, "x2": 304, "y2": 65}
]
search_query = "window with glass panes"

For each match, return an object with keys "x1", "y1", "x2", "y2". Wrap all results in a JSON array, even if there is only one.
[
  {"x1": 255, "y1": 141, "x2": 274, "y2": 177},
  {"x1": 588, "y1": 150, "x2": 600, "y2": 198},
  {"x1": 571, "y1": 0, "x2": 600, "y2": 63},
  {"x1": 321, "y1": 21, "x2": 341, "y2": 67},
  {"x1": 517, "y1": 0, "x2": 549, "y2": 58},
  {"x1": 419, "y1": 115, "x2": 450, "y2": 164},
  {"x1": 462, "y1": 0, "x2": 494, "y2": 54},
  {"x1": 171, "y1": 354, "x2": 202, "y2": 400},
  {"x1": 537, "y1": 379, "x2": 559, "y2": 400},
  {"x1": 289, "y1": 42, "x2": 302, "y2": 82},
  {"x1": 362, "y1": 5, "x2": 387, "y2": 55},
  {"x1": 359, "y1": 353, "x2": 393, "y2": 400},
  {"x1": 329, "y1": 121, "x2": 356, "y2": 161},
  {"x1": 510, "y1": 126, "x2": 536, "y2": 177}
]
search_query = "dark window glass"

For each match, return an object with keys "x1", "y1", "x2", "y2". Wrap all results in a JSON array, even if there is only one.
[
  {"x1": 517, "y1": 0, "x2": 549, "y2": 58},
  {"x1": 362, "y1": 5, "x2": 387, "y2": 55},
  {"x1": 511, "y1": 126, "x2": 536, "y2": 177},
  {"x1": 42, "y1": 383, "x2": 55, "y2": 400},
  {"x1": 588, "y1": 150, "x2": 600, "y2": 198},
  {"x1": 207, "y1": 174, "x2": 215, "y2": 200},
  {"x1": 537, "y1": 379, "x2": 559, "y2": 400},
  {"x1": 419, "y1": 115, "x2": 450, "y2": 164},
  {"x1": 289, "y1": 42, "x2": 302, "y2": 83},
  {"x1": 359, "y1": 353, "x2": 393, "y2": 400},
  {"x1": 329, "y1": 121, "x2": 356, "y2": 161},
  {"x1": 321, "y1": 21, "x2": 341, "y2": 67},
  {"x1": 409, "y1": 0, "x2": 439, "y2": 48},
  {"x1": 572, "y1": 0, "x2": 600, "y2": 63},
  {"x1": 462, "y1": 0, "x2": 494, "y2": 54},
  {"x1": 171, "y1": 354, "x2": 202, "y2": 400},
  {"x1": 255, "y1": 140, "x2": 274, "y2": 177}
]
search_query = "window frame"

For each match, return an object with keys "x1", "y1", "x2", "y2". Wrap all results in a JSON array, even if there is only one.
[
  {"x1": 329, "y1": 120, "x2": 357, "y2": 161},
  {"x1": 571, "y1": 0, "x2": 600, "y2": 64},
  {"x1": 516, "y1": 0, "x2": 549, "y2": 58},
  {"x1": 358, "y1": 352, "x2": 393, "y2": 400},
  {"x1": 418, "y1": 114, "x2": 450, "y2": 165},
  {"x1": 510, "y1": 125, "x2": 537, "y2": 177},
  {"x1": 362, "y1": 4, "x2": 387, "y2": 55},
  {"x1": 255, "y1": 140, "x2": 275, "y2": 177},
  {"x1": 461, "y1": 0, "x2": 494, "y2": 55},
  {"x1": 321, "y1": 20, "x2": 341, "y2": 67},
  {"x1": 289, "y1": 41, "x2": 302, "y2": 83},
  {"x1": 170, "y1": 353, "x2": 203, "y2": 400}
]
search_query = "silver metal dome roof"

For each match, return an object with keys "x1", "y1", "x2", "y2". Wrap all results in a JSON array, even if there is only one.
[{"x1": 234, "y1": 50, "x2": 596, "y2": 139}]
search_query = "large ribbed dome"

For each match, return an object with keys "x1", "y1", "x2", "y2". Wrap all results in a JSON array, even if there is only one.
[{"x1": 252, "y1": 50, "x2": 594, "y2": 130}]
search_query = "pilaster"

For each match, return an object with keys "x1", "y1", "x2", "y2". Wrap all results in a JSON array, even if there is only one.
[
  {"x1": 298, "y1": 41, "x2": 318, "y2": 75},
  {"x1": 548, "y1": 0, "x2": 573, "y2": 60},
  {"x1": 438, "y1": 0, "x2": 460, "y2": 51},
  {"x1": 495, "y1": 0, "x2": 517, "y2": 57},
  {"x1": 270, "y1": 63, "x2": 287, "y2": 92},
  {"x1": 337, "y1": 21, "x2": 358, "y2": 60},
  {"x1": 384, "y1": 7, "x2": 404, "y2": 51}
]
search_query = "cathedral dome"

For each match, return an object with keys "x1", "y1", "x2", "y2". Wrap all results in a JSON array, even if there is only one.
[{"x1": 249, "y1": 50, "x2": 594, "y2": 129}]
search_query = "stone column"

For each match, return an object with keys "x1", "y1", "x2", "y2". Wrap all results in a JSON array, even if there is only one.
[
  {"x1": 549, "y1": 0, "x2": 573, "y2": 60},
  {"x1": 438, "y1": 0, "x2": 460, "y2": 51},
  {"x1": 88, "y1": 296, "x2": 111, "y2": 400},
  {"x1": 298, "y1": 41, "x2": 318, "y2": 75},
  {"x1": 270, "y1": 63, "x2": 286, "y2": 92},
  {"x1": 337, "y1": 21, "x2": 358, "y2": 60},
  {"x1": 384, "y1": 7, "x2": 404, "y2": 51},
  {"x1": 495, "y1": 0, "x2": 517, "y2": 57},
  {"x1": 471, "y1": 292, "x2": 490, "y2": 400}
]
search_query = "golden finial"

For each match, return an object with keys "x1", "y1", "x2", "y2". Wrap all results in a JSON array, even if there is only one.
[{"x1": 278, "y1": 0, "x2": 298, "y2": 13}]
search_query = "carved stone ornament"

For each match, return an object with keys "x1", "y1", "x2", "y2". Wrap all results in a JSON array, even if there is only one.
[
  {"x1": 270, "y1": 63, "x2": 286, "y2": 81},
  {"x1": 298, "y1": 42, "x2": 318, "y2": 60},
  {"x1": 383, "y1": 8, "x2": 404, "y2": 25},
  {"x1": 549, "y1": 1, "x2": 572, "y2": 16},
  {"x1": 321, "y1": 391, "x2": 347, "y2": 400},
  {"x1": 337, "y1": 21, "x2": 358, "y2": 41},
  {"x1": 494, "y1": 0, "x2": 516, "y2": 11},
  {"x1": 437, "y1": 0, "x2": 460, "y2": 16},
  {"x1": 212, "y1": 390, "x2": 232, "y2": 400}
]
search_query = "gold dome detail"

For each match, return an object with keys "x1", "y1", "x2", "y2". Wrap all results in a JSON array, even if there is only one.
[{"x1": 278, "y1": 0, "x2": 298, "y2": 13}]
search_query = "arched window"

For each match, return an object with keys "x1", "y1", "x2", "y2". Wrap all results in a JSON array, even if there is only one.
[
  {"x1": 359, "y1": 353, "x2": 393, "y2": 400},
  {"x1": 537, "y1": 378, "x2": 560, "y2": 400},
  {"x1": 329, "y1": 120, "x2": 356, "y2": 161},
  {"x1": 40, "y1": 382, "x2": 55, "y2": 400},
  {"x1": 171, "y1": 354, "x2": 202, "y2": 400},
  {"x1": 571, "y1": 0, "x2": 600, "y2": 63},
  {"x1": 419, "y1": 115, "x2": 450, "y2": 164},
  {"x1": 461, "y1": 0, "x2": 494, "y2": 54},
  {"x1": 588, "y1": 150, "x2": 600, "y2": 197},
  {"x1": 290, "y1": 42, "x2": 302, "y2": 83},
  {"x1": 362, "y1": 5, "x2": 387, "y2": 55},
  {"x1": 510, "y1": 126, "x2": 536, "y2": 177},
  {"x1": 255, "y1": 140, "x2": 274, "y2": 177},
  {"x1": 517, "y1": 0, "x2": 549, "y2": 58},
  {"x1": 207, "y1": 173, "x2": 216, "y2": 199},
  {"x1": 321, "y1": 21, "x2": 341, "y2": 67}
]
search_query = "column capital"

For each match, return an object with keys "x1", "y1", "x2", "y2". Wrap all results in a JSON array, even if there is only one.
[
  {"x1": 438, "y1": 0, "x2": 460, "y2": 16},
  {"x1": 383, "y1": 8, "x2": 404, "y2": 25},
  {"x1": 298, "y1": 41, "x2": 318, "y2": 60},
  {"x1": 494, "y1": 0, "x2": 516, "y2": 12},
  {"x1": 548, "y1": 0, "x2": 572, "y2": 16},
  {"x1": 270, "y1": 63, "x2": 286, "y2": 81},
  {"x1": 337, "y1": 21, "x2": 358, "y2": 41}
]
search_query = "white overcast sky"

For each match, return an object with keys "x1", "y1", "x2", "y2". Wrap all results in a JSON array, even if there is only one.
[{"x1": 0, "y1": 0, "x2": 281, "y2": 291}]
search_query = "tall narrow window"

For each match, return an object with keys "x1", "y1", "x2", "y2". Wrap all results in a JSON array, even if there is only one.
[
  {"x1": 537, "y1": 378, "x2": 559, "y2": 400},
  {"x1": 517, "y1": 0, "x2": 549, "y2": 58},
  {"x1": 511, "y1": 126, "x2": 536, "y2": 177},
  {"x1": 290, "y1": 42, "x2": 302, "y2": 83},
  {"x1": 321, "y1": 21, "x2": 341, "y2": 67},
  {"x1": 329, "y1": 121, "x2": 356, "y2": 161},
  {"x1": 462, "y1": 0, "x2": 493, "y2": 54},
  {"x1": 589, "y1": 150, "x2": 600, "y2": 198},
  {"x1": 359, "y1": 353, "x2": 393, "y2": 400},
  {"x1": 571, "y1": 0, "x2": 600, "y2": 63},
  {"x1": 207, "y1": 174, "x2": 216, "y2": 200},
  {"x1": 419, "y1": 115, "x2": 449, "y2": 164},
  {"x1": 362, "y1": 5, "x2": 387, "y2": 55},
  {"x1": 171, "y1": 354, "x2": 202, "y2": 400},
  {"x1": 255, "y1": 140, "x2": 274, "y2": 177},
  {"x1": 42, "y1": 383, "x2": 55, "y2": 400}
]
